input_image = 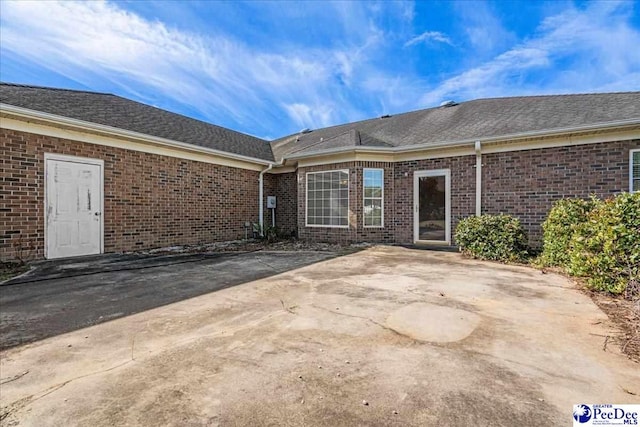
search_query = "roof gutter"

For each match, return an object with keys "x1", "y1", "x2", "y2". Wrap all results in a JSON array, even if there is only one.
[
  {"x1": 282, "y1": 118, "x2": 640, "y2": 161},
  {"x1": 0, "y1": 103, "x2": 274, "y2": 166}
]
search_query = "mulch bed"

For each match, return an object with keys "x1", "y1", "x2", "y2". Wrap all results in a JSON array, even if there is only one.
[
  {"x1": 586, "y1": 288, "x2": 640, "y2": 364},
  {"x1": 0, "y1": 262, "x2": 30, "y2": 282},
  {"x1": 540, "y1": 265, "x2": 639, "y2": 364}
]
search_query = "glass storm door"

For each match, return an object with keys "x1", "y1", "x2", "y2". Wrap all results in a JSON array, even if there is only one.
[{"x1": 414, "y1": 170, "x2": 451, "y2": 244}]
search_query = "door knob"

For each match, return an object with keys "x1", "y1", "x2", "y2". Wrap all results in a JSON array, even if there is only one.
[{"x1": 94, "y1": 212, "x2": 102, "y2": 216}]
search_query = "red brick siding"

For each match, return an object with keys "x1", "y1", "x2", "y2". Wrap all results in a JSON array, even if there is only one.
[
  {"x1": 482, "y1": 140, "x2": 640, "y2": 245},
  {"x1": 263, "y1": 173, "x2": 276, "y2": 233},
  {"x1": 257, "y1": 172, "x2": 297, "y2": 237},
  {"x1": 3, "y1": 127, "x2": 637, "y2": 259},
  {"x1": 394, "y1": 156, "x2": 476, "y2": 244},
  {"x1": 273, "y1": 172, "x2": 298, "y2": 236},
  {"x1": 1, "y1": 128, "x2": 260, "y2": 260},
  {"x1": 295, "y1": 140, "x2": 637, "y2": 247},
  {"x1": 297, "y1": 162, "x2": 395, "y2": 243}
]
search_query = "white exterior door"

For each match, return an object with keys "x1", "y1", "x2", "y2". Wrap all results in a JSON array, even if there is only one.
[{"x1": 46, "y1": 154, "x2": 103, "y2": 259}]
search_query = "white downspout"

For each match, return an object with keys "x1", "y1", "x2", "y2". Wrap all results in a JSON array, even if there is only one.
[
  {"x1": 259, "y1": 163, "x2": 273, "y2": 236},
  {"x1": 475, "y1": 140, "x2": 482, "y2": 216}
]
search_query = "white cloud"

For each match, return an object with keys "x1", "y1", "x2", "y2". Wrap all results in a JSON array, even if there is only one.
[
  {"x1": 405, "y1": 31, "x2": 453, "y2": 47},
  {"x1": 420, "y1": 2, "x2": 640, "y2": 107},
  {"x1": 455, "y1": 2, "x2": 515, "y2": 56},
  {"x1": 0, "y1": 0, "x2": 638, "y2": 137},
  {"x1": 0, "y1": 0, "x2": 390, "y2": 135},
  {"x1": 283, "y1": 103, "x2": 335, "y2": 130}
]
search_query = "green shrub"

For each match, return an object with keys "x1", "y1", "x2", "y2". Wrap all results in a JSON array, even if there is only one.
[
  {"x1": 539, "y1": 198, "x2": 596, "y2": 267},
  {"x1": 252, "y1": 223, "x2": 282, "y2": 243},
  {"x1": 455, "y1": 214, "x2": 529, "y2": 262},
  {"x1": 567, "y1": 192, "x2": 640, "y2": 294}
]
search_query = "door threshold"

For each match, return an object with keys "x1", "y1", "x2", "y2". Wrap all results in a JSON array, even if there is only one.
[{"x1": 403, "y1": 243, "x2": 459, "y2": 252}]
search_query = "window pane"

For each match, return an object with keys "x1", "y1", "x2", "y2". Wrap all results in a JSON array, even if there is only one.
[
  {"x1": 363, "y1": 168, "x2": 384, "y2": 227},
  {"x1": 306, "y1": 171, "x2": 349, "y2": 226},
  {"x1": 369, "y1": 199, "x2": 382, "y2": 226},
  {"x1": 370, "y1": 170, "x2": 382, "y2": 185}
]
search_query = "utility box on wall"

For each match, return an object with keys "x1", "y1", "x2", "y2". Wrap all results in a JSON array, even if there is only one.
[{"x1": 267, "y1": 196, "x2": 276, "y2": 209}]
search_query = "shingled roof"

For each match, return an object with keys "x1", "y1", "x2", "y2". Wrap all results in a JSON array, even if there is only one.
[
  {"x1": 2, "y1": 83, "x2": 638, "y2": 165},
  {"x1": 0, "y1": 83, "x2": 274, "y2": 161},
  {"x1": 272, "y1": 92, "x2": 640, "y2": 161}
]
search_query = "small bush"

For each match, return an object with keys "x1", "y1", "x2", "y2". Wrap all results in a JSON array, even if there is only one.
[
  {"x1": 252, "y1": 223, "x2": 284, "y2": 244},
  {"x1": 539, "y1": 198, "x2": 596, "y2": 267},
  {"x1": 567, "y1": 192, "x2": 640, "y2": 294},
  {"x1": 455, "y1": 214, "x2": 529, "y2": 262}
]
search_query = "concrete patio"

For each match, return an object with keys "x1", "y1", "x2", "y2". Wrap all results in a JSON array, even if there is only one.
[{"x1": 1, "y1": 246, "x2": 637, "y2": 426}]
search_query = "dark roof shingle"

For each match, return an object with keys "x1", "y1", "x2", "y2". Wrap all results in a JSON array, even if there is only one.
[
  {"x1": 0, "y1": 83, "x2": 274, "y2": 161},
  {"x1": 272, "y1": 92, "x2": 640, "y2": 160},
  {"x1": 3, "y1": 83, "x2": 638, "y2": 164}
]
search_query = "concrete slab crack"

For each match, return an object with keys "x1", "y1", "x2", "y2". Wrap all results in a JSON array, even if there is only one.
[{"x1": 309, "y1": 303, "x2": 419, "y2": 342}]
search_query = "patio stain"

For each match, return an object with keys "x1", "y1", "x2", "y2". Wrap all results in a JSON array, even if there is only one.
[
  {"x1": 1, "y1": 246, "x2": 638, "y2": 427},
  {"x1": 386, "y1": 303, "x2": 481, "y2": 343}
]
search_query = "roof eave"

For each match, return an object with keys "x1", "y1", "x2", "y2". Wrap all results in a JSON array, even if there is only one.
[
  {"x1": 282, "y1": 118, "x2": 640, "y2": 161},
  {"x1": 0, "y1": 103, "x2": 274, "y2": 165}
]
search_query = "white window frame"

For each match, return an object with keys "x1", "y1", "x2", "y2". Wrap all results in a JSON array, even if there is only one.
[
  {"x1": 305, "y1": 169, "x2": 350, "y2": 228},
  {"x1": 413, "y1": 169, "x2": 451, "y2": 245},
  {"x1": 631, "y1": 149, "x2": 640, "y2": 193},
  {"x1": 363, "y1": 168, "x2": 384, "y2": 228}
]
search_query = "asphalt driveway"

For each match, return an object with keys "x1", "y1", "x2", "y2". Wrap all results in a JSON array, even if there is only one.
[
  {"x1": 0, "y1": 251, "x2": 336, "y2": 350},
  {"x1": 1, "y1": 246, "x2": 638, "y2": 426}
]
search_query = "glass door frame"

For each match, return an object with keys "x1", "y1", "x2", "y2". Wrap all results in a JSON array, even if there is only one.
[{"x1": 413, "y1": 169, "x2": 451, "y2": 245}]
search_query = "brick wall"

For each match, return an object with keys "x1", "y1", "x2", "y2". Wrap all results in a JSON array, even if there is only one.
[
  {"x1": 297, "y1": 162, "x2": 395, "y2": 243},
  {"x1": 296, "y1": 158, "x2": 474, "y2": 244},
  {"x1": 273, "y1": 172, "x2": 298, "y2": 236},
  {"x1": 394, "y1": 156, "x2": 476, "y2": 244},
  {"x1": 1, "y1": 128, "x2": 261, "y2": 260},
  {"x1": 261, "y1": 172, "x2": 297, "y2": 237},
  {"x1": 3, "y1": 126, "x2": 637, "y2": 260},
  {"x1": 263, "y1": 173, "x2": 276, "y2": 234},
  {"x1": 294, "y1": 140, "x2": 638, "y2": 247},
  {"x1": 482, "y1": 140, "x2": 640, "y2": 244}
]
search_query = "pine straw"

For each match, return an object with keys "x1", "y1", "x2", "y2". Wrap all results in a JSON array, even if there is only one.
[{"x1": 586, "y1": 284, "x2": 640, "y2": 363}]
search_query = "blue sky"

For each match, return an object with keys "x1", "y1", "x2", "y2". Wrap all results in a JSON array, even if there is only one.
[{"x1": 1, "y1": 1, "x2": 639, "y2": 140}]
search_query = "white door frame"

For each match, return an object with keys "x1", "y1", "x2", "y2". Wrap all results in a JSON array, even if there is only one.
[
  {"x1": 413, "y1": 169, "x2": 451, "y2": 245},
  {"x1": 44, "y1": 153, "x2": 105, "y2": 259}
]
